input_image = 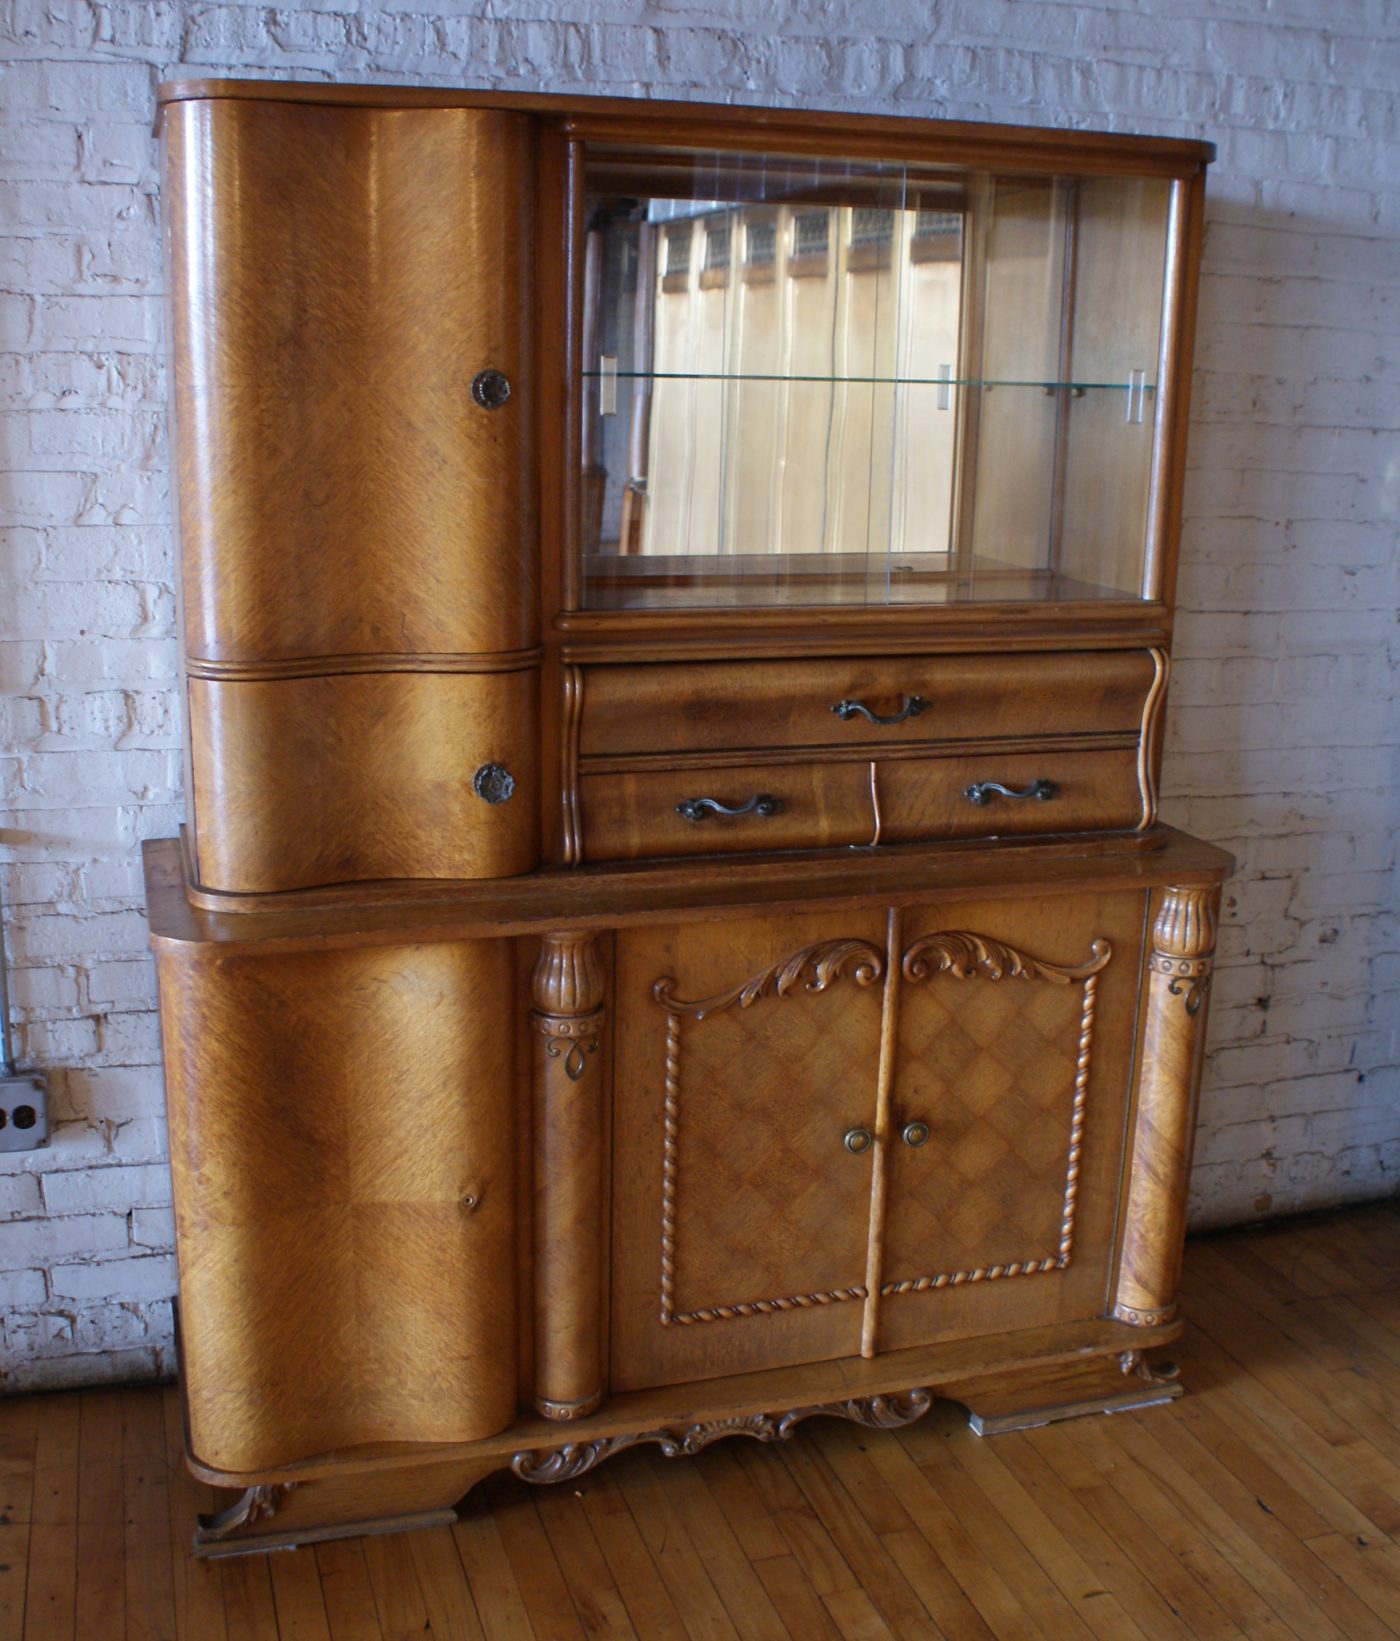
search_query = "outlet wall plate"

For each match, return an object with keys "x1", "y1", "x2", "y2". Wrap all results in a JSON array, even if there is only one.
[{"x1": 0, "y1": 1072, "x2": 49, "y2": 1151}]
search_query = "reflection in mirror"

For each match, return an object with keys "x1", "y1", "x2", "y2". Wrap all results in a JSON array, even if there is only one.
[{"x1": 579, "y1": 149, "x2": 1169, "y2": 612}]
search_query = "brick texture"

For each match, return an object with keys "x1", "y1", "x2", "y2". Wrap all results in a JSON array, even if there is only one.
[{"x1": 1, "y1": 0, "x2": 1397, "y2": 1391}]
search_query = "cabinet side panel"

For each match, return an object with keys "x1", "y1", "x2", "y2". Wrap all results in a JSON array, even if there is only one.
[
  {"x1": 164, "y1": 99, "x2": 536, "y2": 662},
  {"x1": 157, "y1": 939, "x2": 518, "y2": 1473},
  {"x1": 188, "y1": 669, "x2": 539, "y2": 892}
]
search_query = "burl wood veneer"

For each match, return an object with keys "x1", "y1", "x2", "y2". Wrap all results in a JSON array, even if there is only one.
[{"x1": 148, "y1": 79, "x2": 1226, "y2": 1555}]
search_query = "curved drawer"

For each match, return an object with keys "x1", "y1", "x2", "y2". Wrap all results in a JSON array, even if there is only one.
[
  {"x1": 189, "y1": 669, "x2": 539, "y2": 892},
  {"x1": 579, "y1": 650, "x2": 1159, "y2": 757},
  {"x1": 877, "y1": 747, "x2": 1147, "y2": 843},
  {"x1": 580, "y1": 760, "x2": 875, "y2": 862}
]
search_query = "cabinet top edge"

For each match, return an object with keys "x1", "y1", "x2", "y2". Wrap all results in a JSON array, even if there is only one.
[
  {"x1": 155, "y1": 78, "x2": 1216, "y2": 168},
  {"x1": 144, "y1": 830, "x2": 1235, "y2": 953}
]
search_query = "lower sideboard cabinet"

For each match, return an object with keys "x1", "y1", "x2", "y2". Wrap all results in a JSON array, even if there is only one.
[{"x1": 144, "y1": 829, "x2": 1229, "y2": 1556}]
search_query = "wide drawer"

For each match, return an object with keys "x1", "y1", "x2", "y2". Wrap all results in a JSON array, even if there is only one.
[
  {"x1": 580, "y1": 760, "x2": 876, "y2": 862},
  {"x1": 579, "y1": 650, "x2": 1159, "y2": 757},
  {"x1": 877, "y1": 746, "x2": 1147, "y2": 843}
]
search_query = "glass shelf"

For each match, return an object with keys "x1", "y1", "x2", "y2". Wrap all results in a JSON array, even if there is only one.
[{"x1": 583, "y1": 372, "x2": 1156, "y2": 392}]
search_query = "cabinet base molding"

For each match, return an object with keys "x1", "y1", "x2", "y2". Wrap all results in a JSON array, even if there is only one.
[
  {"x1": 511, "y1": 1388, "x2": 935, "y2": 1485},
  {"x1": 190, "y1": 1465, "x2": 489, "y2": 1559},
  {"x1": 195, "y1": 1502, "x2": 462, "y2": 1560},
  {"x1": 182, "y1": 1318, "x2": 1180, "y2": 1555},
  {"x1": 962, "y1": 1351, "x2": 1183, "y2": 1436}
]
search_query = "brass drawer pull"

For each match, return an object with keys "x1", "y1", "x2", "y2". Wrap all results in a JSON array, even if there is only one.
[
  {"x1": 843, "y1": 1127, "x2": 873, "y2": 1155},
  {"x1": 831, "y1": 694, "x2": 929, "y2": 727},
  {"x1": 902, "y1": 1121, "x2": 930, "y2": 1148},
  {"x1": 964, "y1": 778, "x2": 1058, "y2": 806},
  {"x1": 675, "y1": 794, "x2": 783, "y2": 823}
]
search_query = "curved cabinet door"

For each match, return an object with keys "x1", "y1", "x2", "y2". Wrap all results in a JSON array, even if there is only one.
[
  {"x1": 156, "y1": 937, "x2": 518, "y2": 1475},
  {"x1": 610, "y1": 911, "x2": 887, "y2": 1392},
  {"x1": 165, "y1": 97, "x2": 536, "y2": 663}
]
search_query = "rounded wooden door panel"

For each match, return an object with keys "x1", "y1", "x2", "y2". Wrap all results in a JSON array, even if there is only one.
[
  {"x1": 609, "y1": 912, "x2": 887, "y2": 1392},
  {"x1": 156, "y1": 938, "x2": 519, "y2": 1474},
  {"x1": 165, "y1": 97, "x2": 536, "y2": 663}
]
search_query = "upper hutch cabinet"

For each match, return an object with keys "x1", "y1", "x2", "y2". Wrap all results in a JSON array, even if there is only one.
[{"x1": 148, "y1": 81, "x2": 1227, "y2": 1557}]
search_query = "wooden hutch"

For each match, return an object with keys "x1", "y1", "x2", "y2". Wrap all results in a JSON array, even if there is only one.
[{"x1": 145, "y1": 79, "x2": 1227, "y2": 1554}]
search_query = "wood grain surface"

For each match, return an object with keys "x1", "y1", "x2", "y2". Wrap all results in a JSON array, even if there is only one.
[
  {"x1": 145, "y1": 827, "x2": 1232, "y2": 949},
  {"x1": 164, "y1": 98, "x2": 536, "y2": 664},
  {"x1": 579, "y1": 759, "x2": 876, "y2": 861},
  {"x1": 145, "y1": 83, "x2": 1230, "y2": 1575},
  {"x1": 1115, "y1": 883, "x2": 1222, "y2": 1328},
  {"x1": 157, "y1": 76, "x2": 1217, "y2": 173},
  {"x1": 6, "y1": 1206, "x2": 1399, "y2": 1639},
  {"x1": 188, "y1": 670, "x2": 539, "y2": 891},
  {"x1": 578, "y1": 650, "x2": 1157, "y2": 757},
  {"x1": 876, "y1": 744, "x2": 1147, "y2": 841},
  {"x1": 154, "y1": 938, "x2": 520, "y2": 1473}
]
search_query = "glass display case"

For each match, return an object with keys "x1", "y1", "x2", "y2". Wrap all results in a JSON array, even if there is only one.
[{"x1": 578, "y1": 148, "x2": 1173, "y2": 611}]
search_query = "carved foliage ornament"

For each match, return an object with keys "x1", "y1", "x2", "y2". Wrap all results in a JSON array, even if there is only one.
[
  {"x1": 511, "y1": 1389, "x2": 934, "y2": 1484},
  {"x1": 902, "y1": 931, "x2": 1112, "y2": 986},
  {"x1": 1150, "y1": 954, "x2": 1213, "y2": 1017},
  {"x1": 652, "y1": 936, "x2": 884, "y2": 1021},
  {"x1": 532, "y1": 1008, "x2": 604, "y2": 1081},
  {"x1": 651, "y1": 930, "x2": 1111, "y2": 1326},
  {"x1": 196, "y1": 1481, "x2": 298, "y2": 1543}
]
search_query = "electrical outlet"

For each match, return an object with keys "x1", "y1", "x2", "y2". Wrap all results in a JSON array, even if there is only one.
[{"x1": 0, "y1": 1072, "x2": 49, "y2": 1151}]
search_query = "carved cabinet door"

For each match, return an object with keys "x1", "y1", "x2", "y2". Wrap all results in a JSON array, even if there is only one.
[
  {"x1": 610, "y1": 910, "x2": 888, "y2": 1392},
  {"x1": 874, "y1": 890, "x2": 1146, "y2": 1355}
]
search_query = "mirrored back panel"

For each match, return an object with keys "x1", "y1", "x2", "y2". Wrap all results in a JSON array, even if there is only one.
[{"x1": 576, "y1": 146, "x2": 1172, "y2": 612}]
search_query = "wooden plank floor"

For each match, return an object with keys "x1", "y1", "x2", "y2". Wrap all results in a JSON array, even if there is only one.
[{"x1": 2, "y1": 1202, "x2": 1397, "y2": 1640}]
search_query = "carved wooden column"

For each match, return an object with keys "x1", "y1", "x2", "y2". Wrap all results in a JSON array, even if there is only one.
[
  {"x1": 531, "y1": 932, "x2": 607, "y2": 1420},
  {"x1": 1114, "y1": 883, "x2": 1220, "y2": 1327}
]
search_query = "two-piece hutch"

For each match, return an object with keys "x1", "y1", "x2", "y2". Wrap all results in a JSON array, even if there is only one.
[{"x1": 144, "y1": 79, "x2": 1228, "y2": 1553}]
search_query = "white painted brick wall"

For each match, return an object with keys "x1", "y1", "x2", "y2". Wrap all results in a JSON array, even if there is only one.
[{"x1": 2, "y1": 0, "x2": 1396, "y2": 1391}]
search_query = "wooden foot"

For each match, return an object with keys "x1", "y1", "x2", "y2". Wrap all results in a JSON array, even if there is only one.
[
  {"x1": 194, "y1": 1503, "x2": 459, "y2": 1559},
  {"x1": 959, "y1": 1350, "x2": 1182, "y2": 1436},
  {"x1": 191, "y1": 1458, "x2": 496, "y2": 1557}
]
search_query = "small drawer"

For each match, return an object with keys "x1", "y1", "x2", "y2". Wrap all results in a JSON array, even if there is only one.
[
  {"x1": 579, "y1": 650, "x2": 1159, "y2": 758},
  {"x1": 877, "y1": 748, "x2": 1147, "y2": 844},
  {"x1": 579, "y1": 760, "x2": 876, "y2": 862},
  {"x1": 189, "y1": 669, "x2": 539, "y2": 892}
]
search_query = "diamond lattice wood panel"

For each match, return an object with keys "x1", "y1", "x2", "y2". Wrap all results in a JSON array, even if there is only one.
[
  {"x1": 890, "y1": 967, "x2": 1087, "y2": 1267},
  {"x1": 611, "y1": 912, "x2": 887, "y2": 1391},
  {"x1": 877, "y1": 890, "x2": 1147, "y2": 1355}
]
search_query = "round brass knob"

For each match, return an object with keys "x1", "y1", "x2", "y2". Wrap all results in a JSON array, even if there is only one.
[
  {"x1": 902, "y1": 1121, "x2": 930, "y2": 1148},
  {"x1": 843, "y1": 1127, "x2": 873, "y2": 1155}
]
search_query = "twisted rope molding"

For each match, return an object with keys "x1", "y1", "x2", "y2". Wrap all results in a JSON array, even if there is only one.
[
  {"x1": 652, "y1": 938, "x2": 884, "y2": 1327},
  {"x1": 652, "y1": 931, "x2": 1112, "y2": 1324},
  {"x1": 881, "y1": 942, "x2": 1107, "y2": 1295}
]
